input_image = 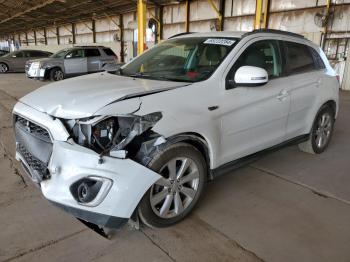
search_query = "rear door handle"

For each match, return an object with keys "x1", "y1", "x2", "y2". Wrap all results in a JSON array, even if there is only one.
[{"x1": 277, "y1": 90, "x2": 289, "y2": 101}]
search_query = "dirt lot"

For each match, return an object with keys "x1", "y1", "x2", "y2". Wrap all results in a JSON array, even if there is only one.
[{"x1": 0, "y1": 74, "x2": 350, "y2": 262}]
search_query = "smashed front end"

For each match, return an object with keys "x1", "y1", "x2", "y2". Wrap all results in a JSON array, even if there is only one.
[{"x1": 13, "y1": 101, "x2": 165, "y2": 233}]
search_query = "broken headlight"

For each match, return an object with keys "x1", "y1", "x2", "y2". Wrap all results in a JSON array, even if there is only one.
[
  {"x1": 69, "y1": 112, "x2": 163, "y2": 155},
  {"x1": 92, "y1": 117, "x2": 119, "y2": 150}
]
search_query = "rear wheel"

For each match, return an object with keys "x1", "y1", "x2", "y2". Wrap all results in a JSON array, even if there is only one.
[
  {"x1": 50, "y1": 68, "x2": 64, "y2": 81},
  {"x1": 298, "y1": 105, "x2": 335, "y2": 154},
  {"x1": 138, "y1": 142, "x2": 206, "y2": 228},
  {"x1": 0, "y1": 63, "x2": 8, "y2": 73}
]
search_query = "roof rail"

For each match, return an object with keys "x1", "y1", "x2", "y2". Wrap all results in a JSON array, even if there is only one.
[
  {"x1": 168, "y1": 32, "x2": 195, "y2": 39},
  {"x1": 243, "y1": 29, "x2": 305, "y2": 39}
]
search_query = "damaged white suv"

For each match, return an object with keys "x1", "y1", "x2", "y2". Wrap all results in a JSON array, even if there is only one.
[{"x1": 13, "y1": 29, "x2": 339, "y2": 232}]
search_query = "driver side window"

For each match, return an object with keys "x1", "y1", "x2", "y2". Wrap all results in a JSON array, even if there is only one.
[{"x1": 232, "y1": 40, "x2": 282, "y2": 79}]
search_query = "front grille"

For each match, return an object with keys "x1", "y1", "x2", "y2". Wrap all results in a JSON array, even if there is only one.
[
  {"x1": 16, "y1": 115, "x2": 51, "y2": 142},
  {"x1": 17, "y1": 143, "x2": 50, "y2": 180},
  {"x1": 14, "y1": 115, "x2": 52, "y2": 182}
]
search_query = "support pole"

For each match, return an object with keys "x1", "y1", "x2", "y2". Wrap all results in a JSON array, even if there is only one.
[
  {"x1": 254, "y1": 0, "x2": 263, "y2": 29},
  {"x1": 322, "y1": 0, "x2": 332, "y2": 49},
  {"x1": 119, "y1": 14, "x2": 125, "y2": 63},
  {"x1": 72, "y1": 23, "x2": 76, "y2": 44},
  {"x1": 324, "y1": 0, "x2": 331, "y2": 34},
  {"x1": 219, "y1": 0, "x2": 225, "y2": 31},
  {"x1": 159, "y1": 5, "x2": 164, "y2": 40},
  {"x1": 43, "y1": 28, "x2": 47, "y2": 45},
  {"x1": 208, "y1": 0, "x2": 223, "y2": 31},
  {"x1": 34, "y1": 30, "x2": 37, "y2": 45},
  {"x1": 137, "y1": 0, "x2": 146, "y2": 55},
  {"x1": 56, "y1": 27, "x2": 60, "y2": 45},
  {"x1": 92, "y1": 19, "x2": 96, "y2": 43},
  {"x1": 185, "y1": 0, "x2": 190, "y2": 33},
  {"x1": 25, "y1": 32, "x2": 29, "y2": 46},
  {"x1": 262, "y1": 0, "x2": 269, "y2": 29}
]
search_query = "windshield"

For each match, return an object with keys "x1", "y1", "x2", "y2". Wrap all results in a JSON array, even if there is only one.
[
  {"x1": 120, "y1": 37, "x2": 238, "y2": 82},
  {"x1": 50, "y1": 49, "x2": 69, "y2": 58}
]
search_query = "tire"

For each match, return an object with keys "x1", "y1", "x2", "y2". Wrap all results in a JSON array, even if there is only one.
[
  {"x1": 298, "y1": 105, "x2": 335, "y2": 154},
  {"x1": 138, "y1": 142, "x2": 206, "y2": 228},
  {"x1": 0, "y1": 63, "x2": 8, "y2": 73},
  {"x1": 50, "y1": 68, "x2": 64, "y2": 81}
]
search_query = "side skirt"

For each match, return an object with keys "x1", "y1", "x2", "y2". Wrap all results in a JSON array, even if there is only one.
[{"x1": 210, "y1": 134, "x2": 309, "y2": 179}]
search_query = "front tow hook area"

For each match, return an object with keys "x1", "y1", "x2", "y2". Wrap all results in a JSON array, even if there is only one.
[
  {"x1": 77, "y1": 211, "x2": 141, "y2": 239},
  {"x1": 77, "y1": 219, "x2": 112, "y2": 239}
]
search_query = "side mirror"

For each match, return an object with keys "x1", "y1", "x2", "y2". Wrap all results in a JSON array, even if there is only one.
[{"x1": 229, "y1": 66, "x2": 268, "y2": 88}]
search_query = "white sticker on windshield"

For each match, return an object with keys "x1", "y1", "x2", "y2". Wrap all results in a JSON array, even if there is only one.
[{"x1": 204, "y1": 39, "x2": 236, "y2": 46}]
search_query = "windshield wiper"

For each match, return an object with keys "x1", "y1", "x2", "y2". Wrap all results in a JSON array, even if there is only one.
[{"x1": 127, "y1": 72, "x2": 190, "y2": 82}]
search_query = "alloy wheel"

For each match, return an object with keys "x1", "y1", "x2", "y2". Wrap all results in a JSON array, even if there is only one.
[
  {"x1": 0, "y1": 63, "x2": 8, "y2": 73},
  {"x1": 314, "y1": 112, "x2": 332, "y2": 149},
  {"x1": 54, "y1": 70, "x2": 64, "y2": 81},
  {"x1": 150, "y1": 157, "x2": 200, "y2": 219}
]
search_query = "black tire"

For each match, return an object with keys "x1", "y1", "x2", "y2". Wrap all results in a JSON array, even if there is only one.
[
  {"x1": 298, "y1": 105, "x2": 335, "y2": 154},
  {"x1": 0, "y1": 62, "x2": 9, "y2": 73},
  {"x1": 138, "y1": 142, "x2": 206, "y2": 228},
  {"x1": 50, "y1": 68, "x2": 64, "y2": 81}
]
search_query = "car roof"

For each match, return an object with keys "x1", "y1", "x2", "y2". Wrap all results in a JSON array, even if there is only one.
[
  {"x1": 171, "y1": 29, "x2": 308, "y2": 41},
  {"x1": 170, "y1": 29, "x2": 318, "y2": 49},
  {"x1": 72, "y1": 46, "x2": 107, "y2": 49},
  {"x1": 17, "y1": 49, "x2": 50, "y2": 52},
  {"x1": 172, "y1": 31, "x2": 246, "y2": 39}
]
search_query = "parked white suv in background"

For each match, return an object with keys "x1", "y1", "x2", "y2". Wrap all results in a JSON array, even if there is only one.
[{"x1": 13, "y1": 29, "x2": 339, "y2": 234}]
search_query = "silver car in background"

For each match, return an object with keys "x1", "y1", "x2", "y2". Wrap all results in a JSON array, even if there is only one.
[
  {"x1": 0, "y1": 50, "x2": 52, "y2": 73},
  {"x1": 26, "y1": 46, "x2": 119, "y2": 81}
]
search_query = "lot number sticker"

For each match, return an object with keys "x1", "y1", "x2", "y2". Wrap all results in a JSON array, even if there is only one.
[{"x1": 204, "y1": 39, "x2": 236, "y2": 46}]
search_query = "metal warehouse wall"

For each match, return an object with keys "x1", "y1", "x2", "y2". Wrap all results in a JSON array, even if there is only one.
[{"x1": 5, "y1": 0, "x2": 350, "y2": 65}]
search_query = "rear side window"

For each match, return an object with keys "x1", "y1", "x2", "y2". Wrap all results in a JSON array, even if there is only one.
[
  {"x1": 285, "y1": 42, "x2": 315, "y2": 74},
  {"x1": 85, "y1": 48, "x2": 101, "y2": 57},
  {"x1": 103, "y1": 48, "x2": 116, "y2": 56},
  {"x1": 28, "y1": 51, "x2": 48, "y2": 57}
]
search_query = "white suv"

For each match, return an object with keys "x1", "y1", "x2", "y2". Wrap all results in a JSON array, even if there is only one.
[{"x1": 13, "y1": 29, "x2": 339, "y2": 231}]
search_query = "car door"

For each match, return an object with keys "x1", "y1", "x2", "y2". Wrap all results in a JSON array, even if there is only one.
[
  {"x1": 219, "y1": 39, "x2": 291, "y2": 164},
  {"x1": 85, "y1": 48, "x2": 102, "y2": 72},
  {"x1": 281, "y1": 41, "x2": 322, "y2": 140},
  {"x1": 64, "y1": 49, "x2": 88, "y2": 75},
  {"x1": 11, "y1": 51, "x2": 27, "y2": 71}
]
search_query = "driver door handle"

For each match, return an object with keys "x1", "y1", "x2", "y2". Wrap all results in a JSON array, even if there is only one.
[{"x1": 277, "y1": 90, "x2": 289, "y2": 101}]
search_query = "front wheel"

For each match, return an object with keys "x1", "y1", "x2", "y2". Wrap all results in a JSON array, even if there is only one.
[
  {"x1": 138, "y1": 142, "x2": 206, "y2": 228},
  {"x1": 50, "y1": 68, "x2": 64, "y2": 81},
  {"x1": 298, "y1": 105, "x2": 335, "y2": 154},
  {"x1": 0, "y1": 63, "x2": 8, "y2": 73}
]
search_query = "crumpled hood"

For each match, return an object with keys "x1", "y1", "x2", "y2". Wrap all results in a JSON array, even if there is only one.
[{"x1": 20, "y1": 72, "x2": 188, "y2": 119}]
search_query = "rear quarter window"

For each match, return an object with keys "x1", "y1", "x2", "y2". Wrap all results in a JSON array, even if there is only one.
[
  {"x1": 309, "y1": 47, "x2": 326, "y2": 70},
  {"x1": 285, "y1": 41, "x2": 316, "y2": 74},
  {"x1": 103, "y1": 48, "x2": 116, "y2": 56}
]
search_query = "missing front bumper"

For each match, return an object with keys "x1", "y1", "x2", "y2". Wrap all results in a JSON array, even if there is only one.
[{"x1": 16, "y1": 140, "x2": 161, "y2": 229}]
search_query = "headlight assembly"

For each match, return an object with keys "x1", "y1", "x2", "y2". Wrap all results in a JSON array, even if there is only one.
[{"x1": 68, "y1": 112, "x2": 163, "y2": 156}]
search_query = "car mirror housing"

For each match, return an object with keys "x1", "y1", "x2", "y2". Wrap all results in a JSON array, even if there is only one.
[{"x1": 231, "y1": 66, "x2": 269, "y2": 88}]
